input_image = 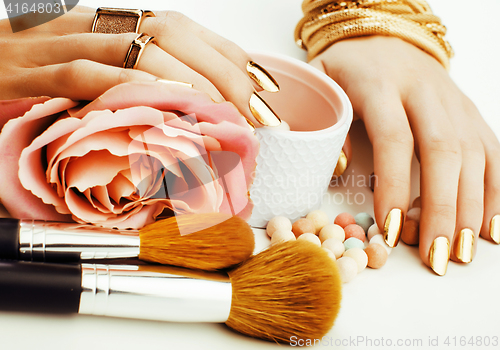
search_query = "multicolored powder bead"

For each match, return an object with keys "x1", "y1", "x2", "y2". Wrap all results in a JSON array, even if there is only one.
[
  {"x1": 319, "y1": 224, "x2": 345, "y2": 243},
  {"x1": 344, "y1": 224, "x2": 366, "y2": 242},
  {"x1": 406, "y1": 207, "x2": 421, "y2": 222},
  {"x1": 270, "y1": 229, "x2": 296, "y2": 246},
  {"x1": 266, "y1": 216, "x2": 292, "y2": 238},
  {"x1": 412, "y1": 196, "x2": 421, "y2": 208},
  {"x1": 343, "y1": 247, "x2": 368, "y2": 273},
  {"x1": 354, "y1": 212, "x2": 375, "y2": 233},
  {"x1": 344, "y1": 237, "x2": 364, "y2": 250},
  {"x1": 297, "y1": 232, "x2": 322, "y2": 247},
  {"x1": 323, "y1": 247, "x2": 336, "y2": 261},
  {"x1": 367, "y1": 224, "x2": 381, "y2": 241},
  {"x1": 322, "y1": 238, "x2": 345, "y2": 259},
  {"x1": 401, "y1": 220, "x2": 419, "y2": 246},
  {"x1": 334, "y1": 212, "x2": 356, "y2": 228},
  {"x1": 291, "y1": 218, "x2": 316, "y2": 238},
  {"x1": 369, "y1": 234, "x2": 392, "y2": 255},
  {"x1": 365, "y1": 243, "x2": 388, "y2": 268},
  {"x1": 336, "y1": 256, "x2": 358, "y2": 283},
  {"x1": 306, "y1": 210, "x2": 330, "y2": 234}
]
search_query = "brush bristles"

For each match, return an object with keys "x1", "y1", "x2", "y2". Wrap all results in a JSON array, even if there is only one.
[
  {"x1": 227, "y1": 240, "x2": 342, "y2": 343},
  {"x1": 139, "y1": 213, "x2": 255, "y2": 270}
]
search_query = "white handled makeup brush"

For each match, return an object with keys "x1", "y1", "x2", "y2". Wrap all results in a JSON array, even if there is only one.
[
  {"x1": 0, "y1": 213, "x2": 254, "y2": 270},
  {"x1": 0, "y1": 240, "x2": 342, "y2": 343}
]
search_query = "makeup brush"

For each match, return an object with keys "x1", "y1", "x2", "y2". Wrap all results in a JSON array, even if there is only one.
[
  {"x1": 0, "y1": 240, "x2": 341, "y2": 342},
  {"x1": 0, "y1": 213, "x2": 254, "y2": 270}
]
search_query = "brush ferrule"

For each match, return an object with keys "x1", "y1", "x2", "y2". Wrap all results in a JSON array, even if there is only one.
[
  {"x1": 19, "y1": 220, "x2": 140, "y2": 261},
  {"x1": 78, "y1": 264, "x2": 232, "y2": 322}
]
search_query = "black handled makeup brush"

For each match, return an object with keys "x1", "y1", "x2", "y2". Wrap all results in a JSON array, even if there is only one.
[
  {"x1": 0, "y1": 213, "x2": 254, "y2": 270},
  {"x1": 0, "y1": 240, "x2": 342, "y2": 343}
]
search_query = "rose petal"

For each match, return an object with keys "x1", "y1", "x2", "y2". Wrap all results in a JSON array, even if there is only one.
[
  {"x1": 64, "y1": 150, "x2": 130, "y2": 192},
  {"x1": 0, "y1": 98, "x2": 78, "y2": 220},
  {"x1": 74, "y1": 82, "x2": 250, "y2": 129},
  {"x1": 0, "y1": 97, "x2": 50, "y2": 130}
]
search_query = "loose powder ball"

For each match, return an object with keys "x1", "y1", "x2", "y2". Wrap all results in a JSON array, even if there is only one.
[
  {"x1": 367, "y1": 224, "x2": 381, "y2": 241},
  {"x1": 336, "y1": 256, "x2": 358, "y2": 283},
  {"x1": 292, "y1": 218, "x2": 316, "y2": 238},
  {"x1": 344, "y1": 224, "x2": 366, "y2": 242},
  {"x1": 322, "y1": 238, "x2": 345, "y2": 259},
  {"x1": 323, "y1": 247, "x2": 336, "y2": 261},
  {"x1": 319, "y1": 224, "x2": 345, "y2": 243},
  {"x1": 306, "y1": 210, "x2": 330, "y2": 234},
  {"x1": 266, "y1": 216, "x2": 292, "y2": 238},
  {"x1": 334, "y1": 212, "x2": 356, "y2": 228},
  {"x1": 401, "y1": 220, "x2": 419, "y2": 246},
  {"x1": 354, "y1": 212, "x2": 375, "y2": 233},
  {"x1": 297, "y1": 232, "x2": 322, "y2": 247},
  {"x1": 369, "y1": 234, "x2": 392, "y2": 255},
  {"x1": 365, "y1": 243, "x2": 388, "y2": 268},
  {"x1": 270, "y1": 229, "x2": 296, "y2": 246},
  {"x1": 344, "y1": 237, "x2": 364, "y2": 251},
  {"x1": 406, "y1": 208, "x2": 421, "y2": 222},
  {"x1": 412, "y1": 196, "x2": 421, "y2": 208},
  {"x1": 343, "y1": 247, "x2": 368, "y2": 273}
]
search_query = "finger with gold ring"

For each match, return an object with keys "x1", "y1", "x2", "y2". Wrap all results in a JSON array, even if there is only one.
[{"x1": 124, "y1": 33, "x2": 156, "y2": 69}]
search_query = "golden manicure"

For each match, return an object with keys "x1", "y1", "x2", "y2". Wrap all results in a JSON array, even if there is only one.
[
  {"x1": 453, "y1": 228, "x2": 474, "y2": 263},
  {"x1": 156, "y1": 79, "x2": 193, "y2": 88},
  {"x1": 429, "y1": 237, "x2": 450, "y2": 276},
  {"x1": 490, "y1": 215, "x2": 500, "y2": 244},
  {"x1": 383, "y1": 208, "x2": 404, "y2": 248},
  {"x1": 249, "y1": 92, "x2": 281, "y2": 127},
  {"x1": 245, "y1": 118, "x2": 256, "y2": 132},
  {"x1": 246, "y1": 61, "x2": 280, "y2": 93},
  {"x1": 332, "y1": 150, "x2": 348, "y2": 178}
]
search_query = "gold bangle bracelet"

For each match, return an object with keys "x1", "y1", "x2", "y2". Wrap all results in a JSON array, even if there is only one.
[{"x1": 295, "y1": 0, "x2": 453, "y2": 69}]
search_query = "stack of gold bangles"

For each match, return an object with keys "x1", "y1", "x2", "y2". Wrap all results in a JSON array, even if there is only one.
[{"x1": 295, "y1": 0, "x2": 453, "y2": 69}]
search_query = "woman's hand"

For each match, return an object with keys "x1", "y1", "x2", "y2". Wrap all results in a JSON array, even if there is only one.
[
  {"x1": 310, "y1": 35, "x2": 500, "y2": 274},
  {"x1": 0, "y1": 6, "x2": 280, "y2": 127}
]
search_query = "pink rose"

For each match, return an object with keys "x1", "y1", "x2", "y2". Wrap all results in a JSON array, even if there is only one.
[{"x1": 0, "y1": 82, "x2": 258, "y2": 229}]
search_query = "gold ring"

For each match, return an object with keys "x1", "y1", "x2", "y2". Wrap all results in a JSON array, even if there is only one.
[
  {"x1": 92, "y1": 7, "x2": 155, "y2": 34},
  {"x1": 124, "y1": 33, "x2": 155, "y2": 69}
]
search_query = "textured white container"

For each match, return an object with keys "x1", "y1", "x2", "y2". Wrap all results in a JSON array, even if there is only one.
[{"x1": 248, "y1": 52, "x2": 353, "y2": 228}]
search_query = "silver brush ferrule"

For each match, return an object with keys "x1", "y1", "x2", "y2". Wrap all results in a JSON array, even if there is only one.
[
  {"x1": 19, "y1": 220, "x2": 140, "y2": 261},
  {"x1": 78, "y1": 264, "x2": 232, "y2": 323}
]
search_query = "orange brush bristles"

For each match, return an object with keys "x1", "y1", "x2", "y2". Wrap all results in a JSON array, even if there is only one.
[
  {"x1": 227, "y1": 240, "x2": 342, "y2": 343},
  {"x1": 139, "y1": 213, "x2": 255, "y2": 270}
]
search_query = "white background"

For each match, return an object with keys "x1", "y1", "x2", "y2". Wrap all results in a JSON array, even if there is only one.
[{"x1": 1, "y1": 1, "x2": 500, "y2": 349}]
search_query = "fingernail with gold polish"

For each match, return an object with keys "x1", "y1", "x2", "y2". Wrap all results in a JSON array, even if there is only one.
[
  {"x1": 156, "y1": 79, "x2": 193, "y2": 88},
  {"x1": 249, "y1": 92, "x2": 281, "y2": 126},
  {"x1": 383, "y1": 208, "x2": 404, "y2": 247},
  {"x1": 246, "y1": 61, "x2": 280, "y2": 93},
  {"x1": 245, "y1": 118, "x2": 256, "y2": 133},
  {"x1": 429, "y1": 236, "x2": 450, "y2": 276},
  {"x1": 332, "y1": 150, "x2": 348, "y2": 178},
  {"x1": 490, "y1": 215, "x2": 500, "y2": 244},
  {"x1": 454, "y1": 228, "x2": 474, "y2": 263}
]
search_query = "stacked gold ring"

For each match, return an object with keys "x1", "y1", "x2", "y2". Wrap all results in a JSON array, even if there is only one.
[
  {"x1": 91, "y1": 8, "x2": 157, "y2": 70},
  {"x1": 123, "y1": 33, "x2": 156, "y2": 69}
]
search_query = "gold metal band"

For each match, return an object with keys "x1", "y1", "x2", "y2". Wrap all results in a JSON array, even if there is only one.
[
  {"x1": 92, "y1": 7, "x2": 155, "y2": 34},
  {"x1": 123, "y1": 33, "x2": 156, "y2": 69},
  {"x1": 295, "y1": 0, "x2": 453, "y2": 69}
]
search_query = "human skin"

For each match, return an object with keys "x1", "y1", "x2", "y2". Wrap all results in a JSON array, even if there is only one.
[
  {"x1": 0, "y1": 6, "x2": 270, "y2": 127},
  {"x1": 310, "y1": 35, "x2": 500, "y2": 271},
  {"x1": 1, "y1": 6, "x2": 497, "y2": 273}
]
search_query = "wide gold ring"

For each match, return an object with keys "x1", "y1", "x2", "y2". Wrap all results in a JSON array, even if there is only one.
[
  {"x1": 92, "y1": 7, "x2": 155, "y2": 34},
  {"x1": 123, "y1": 33, "x2": 156, "y2": 69}
]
